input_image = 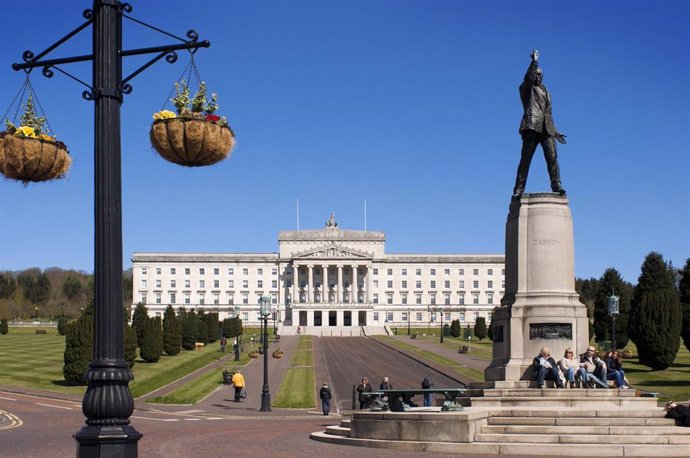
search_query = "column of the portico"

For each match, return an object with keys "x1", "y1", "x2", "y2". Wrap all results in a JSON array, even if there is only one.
[
  {"x1": 323, "y1": 265, "x2": 328, "y2": 303},
  {"x1": 366, "y1": 264, "x2": 372, "y2": 304},
  {"x1": 307, "y1": 265, "x2": 314, "y2": 303},
  {"x1": 293, "y1": 264, "x2": 299, "y2": 304},
  {"x1": 351, "y1": 265, "x2": 358, "y2": 304},
  {"x1": 337, "y1": 265, "x2": 343, "y2": 303}
]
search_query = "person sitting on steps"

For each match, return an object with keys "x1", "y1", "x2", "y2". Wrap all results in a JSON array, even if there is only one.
[
  {"x1": 559, "y1": 347, "x2": 587, "y2": 388},
  {"x1": 533, "y1": 346, "x2": 564, "y2": 388},
  {"x1": 579, "y1": 346, "x2": 608, "y2": 388}
]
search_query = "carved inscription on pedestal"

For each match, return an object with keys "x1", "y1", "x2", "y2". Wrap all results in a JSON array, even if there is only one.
[{"x1": 529, "y1": 323, "x2": 572, "y2": 340}]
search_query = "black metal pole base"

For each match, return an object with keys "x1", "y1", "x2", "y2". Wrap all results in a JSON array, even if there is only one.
[
  {"x1": 74, "y1": 425, "x2": 142, "y2": 458},
  {"x1": 260, "y1": 392, "x2": 272, "y2": 412}
]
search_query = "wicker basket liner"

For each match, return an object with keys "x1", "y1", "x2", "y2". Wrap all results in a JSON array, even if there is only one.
[
  {"x1": 150, "y1": 118, "x2": 234, "y2": 166},
  {"x1": 0, "y1": 135, "x2": 71, "y2": 182}
]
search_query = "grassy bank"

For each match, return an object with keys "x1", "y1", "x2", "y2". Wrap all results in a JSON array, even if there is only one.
[{"x1": 273, "y1": 335, "x2": 315, "y2": 408}]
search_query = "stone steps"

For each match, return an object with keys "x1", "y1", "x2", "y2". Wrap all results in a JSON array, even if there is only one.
[
  {"x1": 482, "y1": 388, "x2": 637, "y2": 397},
  {"x1": 488, "y1": 415, "x2": 675, "y2": 426},
  {"x1": 324, "y1": 425, "x2": 350, "y2": 437},
  {"x1": 472, "y1": 396, "x2": 657, "y2": 408},
  {"x1": 492, "y1": 407, "x2": 667, "y2": 418},
  {"x1": 475, "y1": 432, "x2": 690, "y2": 445},
  {"x1": 481, "y1": 424, "x2": 687, "y2": 435}
]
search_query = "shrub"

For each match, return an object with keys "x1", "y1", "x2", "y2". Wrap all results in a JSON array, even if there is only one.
[
  {"x1": 140, "y1": 316, "x2": 163, "y2": 363},
  {"x1": 181, "y1": 309, "x2": 198, "y2": 350},
  {"x1": 0, "y1": 318, "x2": 8, "y2": 335},
  {"x1": 63, "y1": 310, "x2": 93, "y2": 384},
  {"x1": 57, "y1": 316, "x2": 68, "y2": 335},
  {"x1": 449, "y1": 319, "x2": 461, "y2": 338},
  {"x1": 163, "y1": 305, "x2": 181, "y2": 356},
  {"x1": 131, "y1": 302, "x2": 148, "y2": 348},
  {"x1": 124, "y1": 322, "x2": 137, "y2": 368},
  {"x1": 628, "y1": 252, "x2": 682, "y2": 369},
  {"x1": 474, "y1": 317, "x2": 488, "y2": 341}
]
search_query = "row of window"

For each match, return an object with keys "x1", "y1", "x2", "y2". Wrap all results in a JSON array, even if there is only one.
[
  {"x1": 140, "y1": 266, "x2": 505, "y2": 278},
  {"x1": 141, "y1": 267, "x2": 279, "y2": 276},
  {"x1": 372, "y1": 267, "x2": 503, "y2": 277},
  {"x1": 373, "y1": 279, "x2": 502, "y2": 289},
  {"x1": 380, "y1": 311, "x2": 481, "y2": 322},
  {"x1": 141, "y1": 279, "x2": 279, "y2": 289},
  {"x1": 142, "y1": 290, "x2": 498, "y2": 306},
  {"x1": 373, "y1": 291, "x2": 496, "y2": 305}
]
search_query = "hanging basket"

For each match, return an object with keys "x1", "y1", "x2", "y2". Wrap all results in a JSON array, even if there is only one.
[
  {"x1": 150, "y1": 116, "x2": 235, "y2": 167},
  {"x1": 0, "y1": 133, "x2": 71, "y2": 183}
]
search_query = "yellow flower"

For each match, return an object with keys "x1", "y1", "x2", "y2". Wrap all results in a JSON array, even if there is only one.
[
  {"x1": 153, "y1": 110, "x2": 176, "y2": 120},
  {"x1": 38, "y1": 134, "x2": 55, "y2": 142},
  {"x1": 14, "y1": 126, "x2": 36, "y2": 137}
]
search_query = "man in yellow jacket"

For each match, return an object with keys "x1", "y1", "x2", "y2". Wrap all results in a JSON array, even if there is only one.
[{"x1": 231, "y1": 370, "x2": 246, "y2": 402}]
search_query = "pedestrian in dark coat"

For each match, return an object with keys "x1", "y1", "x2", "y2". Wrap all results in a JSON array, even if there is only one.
[
  {"x1": 422, "y1": 376, "x2": 433, "y2": 407},
  {"x1": 379, "y1": 376, "x2": 392, "y2": 390},
  {"x1": 356, "y1": 377, "x2": 372, "y2": 409},
  {"x1": 319, "y1": 383, "x2": 332, "y2": 416}
]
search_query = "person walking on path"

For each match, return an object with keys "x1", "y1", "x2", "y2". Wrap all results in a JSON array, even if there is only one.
[
  {"x1": 319, "y1": 382, "x2": 332, "y2": 416},
  {"x1": 421, "y1": 376, "x2": 433, "y2": 407},
  {"x1": 231, "y1": 369, "x2": 246, "y2": 402},
  {"x1": 220, "y1": 336, "x2": 227, "y2": 353}
]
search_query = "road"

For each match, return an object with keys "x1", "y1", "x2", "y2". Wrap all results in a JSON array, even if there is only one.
[{"x1": 318, "y1": 336, "x2": 465, "y2": 411}]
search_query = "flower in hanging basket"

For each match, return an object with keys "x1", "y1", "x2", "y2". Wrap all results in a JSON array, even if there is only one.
[
  {"x1": 150, "y1": 81, "x2": 235, "y2": 167},
  {"x1": 0, "y1": 96, "x2": 71, "y2": 183}
]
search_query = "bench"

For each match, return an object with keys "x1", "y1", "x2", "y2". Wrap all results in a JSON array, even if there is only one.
[
  {"x1": 35, "y1": 329, "x2": 47, "y2": 335},
  {"x1": 458, "y1": 345, "x2": 469, "y2": 354}
]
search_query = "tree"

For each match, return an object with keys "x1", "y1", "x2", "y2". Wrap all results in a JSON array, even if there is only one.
[
  {"x1": 449, "y1": 319, "x2": 461, "y2": 338},
  {"x1": 593, "y1": 268, "x2": 633, "y2": 348},
  {"x1": 61, "y1": 275, "x2": 83, "y2": 300},
  {"x1": 57, "y1": 316, "x2": 69, "y2": 335},
  {"x1": 628, "y1": 252, "x2": 682, "y2": 370},
  {"x1": 0, "y1": 318, "x2": 8, "y2": 335},
  {"x1": 131, "y1": 302, "x2": 148, "y2": 348},
  {"x1": 181, "y1": 309, "x2": 198, "y2": 350},
  {"x1": 0, "y1": 273, "x2": 16, "y2": 299},
  {"x1": 205, "y1": 313, "x2": 219, "y2": 343},
  {"x1": 140, "y1": 316, "x2": 163, "y2": 363},
  {"x1": 474, "y1": 317, "x2": 488, "y2": 341},
  {"x1": 196, "y1": 310, "x2": 209, "y2": 345},
  {"x1": 124, "y1": 321, "x2": 137, "y2": 368},
  {"x1": 222, "y1": 317, "x2": 242, "y2": 339},
  {"x1": 163, "y1": 305, "x2": 182, "y2": 356},
  {"x1": 17, "y1": 270, "x2": 51, "y2": 305},
  {"x1": 63, "y1": 308, "x2": 93, "y2": 384},
  {"x1": 679, "y1": 258, "x2": 690, "y2": 353}
]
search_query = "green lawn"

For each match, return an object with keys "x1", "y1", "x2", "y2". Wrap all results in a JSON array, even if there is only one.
[
  {"x1": 273, "y1": 336, "x2": 315, "y2": 408},
  {"x1": 147, "y1": 368, "x2": 223, "y2": 405},
  {"x1": 379, "y1": 336, "x2": 485, "y2": 382},
  {"x1": 0, "y1": 326, "x2": 235, "y2": 399},
  {"x1": 414, "y1": 334, "x2": 494, "y2": 361}
]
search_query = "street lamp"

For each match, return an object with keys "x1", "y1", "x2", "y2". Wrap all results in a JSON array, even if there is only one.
[
  {"x1": 608, "y1": 290, "x2": 620, "y2": 351},
  {"x1": 234, "y1": 305, "x2": 241, "y2": 362},
  {"x1": 439, "y1": 307, "x2": 444, "y2": 343},
  {"x1": 10, "y1": 4, "x2": 210, "y2": 454},
  {"x1": 407, "y1": 307, "x2": 411, "y2": 336},
  {"x1": 259, "y1": 294, "x2": 272, "y2": 412}
]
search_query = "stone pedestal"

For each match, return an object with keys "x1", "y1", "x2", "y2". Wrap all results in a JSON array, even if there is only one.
[{"x1": 485, "y1": 193, "x2": 589, "y2": 382}]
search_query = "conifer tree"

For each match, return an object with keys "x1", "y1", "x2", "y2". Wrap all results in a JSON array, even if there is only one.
[
  {"x1": 593, "y1": 268, "x2": 633, "y2": 348},
  {"x1": 63, "y1": 307, "x2": 93, "y2": 384},
  {"x1": 474, "y1": 317, "x2": 488, "y2": 340},
  {"x1": 205, "y1": 312, "x2": 219, "y2": 343},
  {"x1": 140, "y1": 316, "x2": 163, "y2": 363},
  {"x1": 124, "y1": 321, "x2": 137, "y2": 368},
  {"x1": 57, "y1": 316, "x2": 68, "y2": 336},
  {"x1": 181, "y1": 309, "x2": 198, "y2": 350},
  {"x1": 131, "y1": 302, "x2": 149, "y2": 348},
  {"x1": 196, "y1": 311, "x2": 209, "y2": 344},
  {"x1": 449, "y1": 319, "x2": 461, "y2": 338},
  {"x1": 0, "y1": 318, "x2": 8, "y2": 335},
  {"x1": 163, "y1": 305, "x2": 181, "y2": 355},
  {"x1": 628, "y1": 252, "x2": 682, "y2": 369},
  {"x1": 679, "y1": 258, "x2": 690, "y2": 352}
]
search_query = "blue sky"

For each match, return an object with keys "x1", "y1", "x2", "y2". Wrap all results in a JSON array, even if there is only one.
[{"x1": 0, "y1": 0, "x2": 688, "y2": 284}]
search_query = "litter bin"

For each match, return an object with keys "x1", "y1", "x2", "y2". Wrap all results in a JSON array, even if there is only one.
[{"x1": 222, "y1": 369, "x2": 234, "y2": 385}]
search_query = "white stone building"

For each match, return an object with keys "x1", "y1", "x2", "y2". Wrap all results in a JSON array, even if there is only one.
[{"x1": 131, "y1": 215, "x2": 504, "y2": 334}]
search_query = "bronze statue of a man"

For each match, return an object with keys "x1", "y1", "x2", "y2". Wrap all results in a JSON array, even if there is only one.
[{"x1": 512, "y1": 49, "x2": 567, "y2": 198}]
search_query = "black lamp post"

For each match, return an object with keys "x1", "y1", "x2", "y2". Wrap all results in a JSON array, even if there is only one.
[
  {"x1": 439, "y1": 307, "x2": 444, "y2": 343},
  {"x1": 407, "y1": 307, "x2": 411, "y2": 336},
  {"x1": 259, "y1": 294, "x2": 272, "y2": 412},
  {"x1": 11, "y1": 3, "x2": 209, "y2": 456},
  {"x1": 608, "y1": 291, "x2": 620, "y2": 351},
  {"x1": 234, "y1": 305, "x2": 241, "y2": 362}
]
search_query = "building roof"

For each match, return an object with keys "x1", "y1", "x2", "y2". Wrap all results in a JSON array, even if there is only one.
[{"x1": 278, "y1": 226, "x2": 385, "y2": 242}]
